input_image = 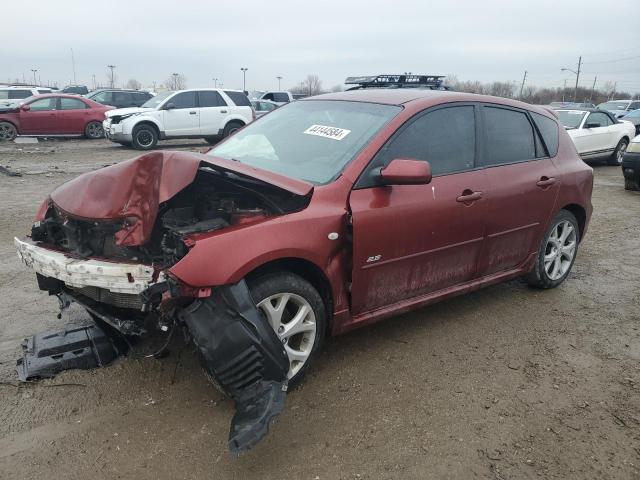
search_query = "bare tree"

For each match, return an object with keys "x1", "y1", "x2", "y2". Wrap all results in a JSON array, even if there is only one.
[
  {"x1": 125, "y1": 78, "x2": 142, "y2": 90},
  {"x1": 165, "y1": 73, "x2": 186, "y2": 90},
  {"x1": 329, "y1": 84, "x2": 344, "y2": 93},
  {"x1": 291, "y1": 74, "x2": 324, "y2": 96}
]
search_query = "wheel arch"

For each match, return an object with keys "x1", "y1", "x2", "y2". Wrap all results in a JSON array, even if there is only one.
[
  {"x1": 560, "y1": 203, "x2": 586, "y2": 240},
  {"x1": 245, "y1": 257, "x2": 334, "y2": 332},
  {"x1": 132, "y1": 119, "x2": 161, "y2": 135}
]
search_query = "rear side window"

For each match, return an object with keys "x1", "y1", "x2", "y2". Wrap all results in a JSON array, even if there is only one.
[
  {"x1": 199, "y1": 91, "x2": 227, "y2": 107},
  {"x1": 114, "y1": 92, "x2": 133, "y2": 105},
  {"x1": 531, "y1": 112, "x2": 559, "y2": 157},
  {"x1": 29, "y1": 98, "x2": 57, "y2": 111},
  {"x1": 482, "y1": 107, "x2": 535, "y2": 166},
  {"x1": 272, "y1": 92, "x2": 290, "y2": 103},
  {"x1": 169, "y1": 91, "x2": 197, "y2": 109},
  {"x1": 224, "y1": 90, "x2": 251, "y2": 106},
  {"x1": 376, "y1": 105, "x2": 476, "y2": 176},
  {"x1": 60, "y1": 98, "x2": 88, "y2": 110},
  {"x1": 9, "y1": 90, "x2": 32, "y2": 99}
]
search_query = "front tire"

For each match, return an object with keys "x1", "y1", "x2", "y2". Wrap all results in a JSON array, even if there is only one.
[
  {"x1": 131, "y1": 124, "x2": 158, "y2": 150},
  {"x1": 608, "y1": 138, "x2": 628, "y2": 166},
  {"x1": 0, "y1": 121, "x2": 17, "y2": 141},
  {"x1": 526, "y1": 210, "x2": 580, "y2": 289},
  {"x1": 84, "y1": 121, "x2": 104, "y2": 139},
  {"x1": 248, "y1": 272, "x2": 326, "y2": 389},
  {"x1": 204, "y1": 136, "x2": 219, "y2": 145}
]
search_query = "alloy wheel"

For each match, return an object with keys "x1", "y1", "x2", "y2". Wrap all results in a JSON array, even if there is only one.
[
  {"x1": 86, "y1": 122, "x2": 103, "y2": 139},
  {"x1": 0, "y1": 123, "x2": 17, "y2": 141},
  {"x1": 544, "y1": 220, "x2": 577, "y2": 281},
  {"x1": 256, "y1": 292, "x2": 317, "y2": 379},
  {"x1": 616, "y1": 141, "x2": 627, "y2": 164},
  {"x1": 136, "y1": 130, "x2": 154, "y2": 148}
]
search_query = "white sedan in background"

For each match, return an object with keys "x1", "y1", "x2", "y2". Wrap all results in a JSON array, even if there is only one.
[{"x1": 556, "y1": 108, "x2": 636, "y2": 165}]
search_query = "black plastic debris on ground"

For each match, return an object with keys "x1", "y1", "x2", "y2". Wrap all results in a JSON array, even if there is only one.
[{"x1": 16, "y1": 323, "x2": 121, "y2": 382}]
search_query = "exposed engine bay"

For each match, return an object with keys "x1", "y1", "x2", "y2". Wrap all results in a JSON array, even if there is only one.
[{"x1": 31, "y1": 165, "x2": 307, "y2": 267}]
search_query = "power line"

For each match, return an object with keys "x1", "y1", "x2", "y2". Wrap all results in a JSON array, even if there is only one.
[{"x1": 583, "y1": 55, "x2": 640, "y2": 65}]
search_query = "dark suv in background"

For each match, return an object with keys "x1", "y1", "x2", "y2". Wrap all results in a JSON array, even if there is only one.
[{"x1": 85, "y1": 89, "x2": 153, "y2": 108}]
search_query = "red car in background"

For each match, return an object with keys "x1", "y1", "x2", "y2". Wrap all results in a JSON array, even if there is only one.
[{"x1": 0, "y1": 94, "x2": 113, "y2": 140}]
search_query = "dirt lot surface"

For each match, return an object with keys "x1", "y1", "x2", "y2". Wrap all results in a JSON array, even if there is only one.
[{"x1": 0, "y1": 138, "x2": 638, "y2": 480}]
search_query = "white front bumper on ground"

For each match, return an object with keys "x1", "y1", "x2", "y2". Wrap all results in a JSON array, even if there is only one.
[{"x1": 14, "y1": 237, "x2": 158, "y2": 294}]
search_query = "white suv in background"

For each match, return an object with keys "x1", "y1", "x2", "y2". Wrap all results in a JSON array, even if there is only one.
[
  {"x1": 103, "y1": 88, "x2": 254, "y2": 150},
  {"x1": 0, "y1": 86, "x2": 54, "y2": 108}
]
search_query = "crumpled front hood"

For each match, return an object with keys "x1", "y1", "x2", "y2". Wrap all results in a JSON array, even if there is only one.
[
  {"x1": 49, "y1": 151, "x2": 201, "y2": 246},
  {"x1": 46, "y1": 151, "x2": 313, "y2": 247},
  {"x1": 105, "y1": 107, "x2": 151, "y2": 118}
]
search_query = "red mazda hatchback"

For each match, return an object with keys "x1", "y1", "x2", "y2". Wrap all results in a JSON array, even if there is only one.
[
  {"x1": 0, "y1": 93, "x2": 112, "y2": 140},
  {"x1": 15, "y1": 86, "x2": 593, "y2": 453}
]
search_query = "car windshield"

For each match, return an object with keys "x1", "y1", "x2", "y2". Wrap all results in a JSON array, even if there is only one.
[
  {"x1": 623, "y1": 110, "x2": 640, "y2": 118},
  {"x1": 141, "y1": 91, "x2": 172, "y2": 108},
  {"x1": 208, "y1": 100, "x2": 401, "y2": 184},
  {"x1": 598, "y1": 101, "x2": 629, "y2": 111},
  {"x1": 557, "y1": 110, "x2": 587, "y2": 129}
]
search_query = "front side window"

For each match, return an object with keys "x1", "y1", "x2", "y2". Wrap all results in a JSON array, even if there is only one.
[
  {"x1": 168, "y1": 91, "x2": 197, "y2": 109},
  {"x1": 28, "y1": 98, "x2": 57, "y2": 111},
  {"x1": 585, "y1": 112, "x2": 611, "y2": 128},
  {"x1": 375, "y1": 106, "x2": 476, "y2": 176},
  {"x1": 60, "y1": 98, "x2": 88, "y2": 110},
  {"x1": 91, "y1": 91, "x2": 112, "y2": 104},
  {"x1": 208, "y1": 100, "x2": 401, "y2": 184},
  {"x1": 199, "y1": 91, "x2": 226, "y2": 107}
]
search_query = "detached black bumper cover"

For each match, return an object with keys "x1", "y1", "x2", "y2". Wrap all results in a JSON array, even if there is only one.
[
  {"x1": 180, "y1": 280, "x2": 290, "y2": 455},
  {"x1": 622, "y1": 151, "x2": 640, "y2": 190}
]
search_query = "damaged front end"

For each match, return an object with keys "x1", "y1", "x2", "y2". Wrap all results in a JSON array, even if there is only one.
[{"x1": 15, "y1": 151, "x2": 312, "y2": 454}]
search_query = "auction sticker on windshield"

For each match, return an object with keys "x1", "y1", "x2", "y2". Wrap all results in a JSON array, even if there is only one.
[{"x1": 303, "y1": 125, "x2": 351, "y2": 141}]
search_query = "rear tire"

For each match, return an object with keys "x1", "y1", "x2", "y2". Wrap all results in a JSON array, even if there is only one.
[
  {"x1": 222, "y1": 121, "x2": 244, "y2": 138},
  {"x1": 0, "y1": 121, "x2": 17, "y2": 141},
  {"x1": 131, "y1": 124, "x2": 158, "y2": 150},
  {"x1": 248, "y1": 272, "x2": 326, "y2": 389},
  {"x1": 526, "y1": 210, "x2": 580, "y2": 289},
  {"x1": 608, "y1": 138, "x2": 628, "y2": 166},
  {"x1": 84, "y1": 121, "x2": 104, "y2": 139},
  {"x1": 204, "y1": 136, "x2": 219, "y2": 145}
]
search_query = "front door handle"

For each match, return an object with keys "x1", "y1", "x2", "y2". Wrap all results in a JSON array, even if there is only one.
[
  {"x1": 456, "y1": 190, "x2": 483, "y2": 203},
  {"x1": 189, "y1": 111, "x2": 197, "y2": 115},
  {"x1": 536, "y1": 176, "x2": 556, "y2": 188}
]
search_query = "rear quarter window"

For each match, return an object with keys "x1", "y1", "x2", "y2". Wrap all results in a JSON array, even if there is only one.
[
  {"x1": 531, "y1": 112, "x2": 559, "y2": 157},
  {"x1": 224, "y1": 91, "x2": 251, "y2": 106}
]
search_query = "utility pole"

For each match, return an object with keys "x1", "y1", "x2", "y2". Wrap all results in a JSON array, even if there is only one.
[
  {"x1": 277, "y1": 76, "x2": 282, "y2": 90},
  {"x1": 573, "y1": 56, "x2": 581, "y2": 102},
  {"x1": 71, "y1": 48, "x2": 77, "y2": 84},
  {"x1": 171, "y1": 72, "x2": 179, "y2": 89},
  {"x1": 610, "y1": 81, "x2": 617, "y2": 100},
  {"x1": 240, "y1": 67, "x2": 248, "y2": 92},
  {"x1": 30, "y1": 69, "x2": 38, "y2": 86},
  {"x1": 107, "y1": 65, "x2": 116, "y2": 88},
  {"x1": 213, "y1": 77, "x2": 218, "y2": 88},
  {"x1": 92, "y1": 74, "x2": 96, "y2": 90},
  {"x1": 589, "y1": 75, "x2": 597, "y2": 102},
  {"x1": 562, "y1": 79, "x2": 567, "y2": 102},
  {"x1": 519, "y1": 70, "x2": 527, "y2": 98}
]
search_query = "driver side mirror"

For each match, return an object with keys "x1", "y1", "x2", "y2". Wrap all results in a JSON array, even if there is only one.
[
  {"x1": 164, "y1": 102, "x2": 175, "y2": 110},
  {"x1": 21, "y1": 104, "x2": 31, "y2": 111},
  {"x1": 379, "y1": 158, "x2": 432, "y2": 185}
]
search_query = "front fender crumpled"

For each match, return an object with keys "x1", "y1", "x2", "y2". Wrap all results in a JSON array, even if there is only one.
[{"x1": 180, "y1": 279, "x2": 289, "y2": 455}]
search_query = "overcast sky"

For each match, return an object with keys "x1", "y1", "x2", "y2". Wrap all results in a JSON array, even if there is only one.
[{"x1": 3, "y1": 0, "x2": 640, "y2": 93}]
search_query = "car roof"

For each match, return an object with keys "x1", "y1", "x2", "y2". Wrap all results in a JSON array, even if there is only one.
[{"x1": 307, "y1": 89, "x2": 557, "y2": 117}]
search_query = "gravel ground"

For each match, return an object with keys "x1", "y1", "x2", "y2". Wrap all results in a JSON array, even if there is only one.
[{"x1": 0, "y1": 138, "x2": 638, "y2": 480}]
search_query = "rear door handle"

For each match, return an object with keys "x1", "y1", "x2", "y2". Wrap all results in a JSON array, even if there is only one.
[
  {"x1": 220, "y1": 110, "x2": 227, "y2": 113},
  {"x1": 456, "y1": 190, "x2": 483, "y2": 203},
  {"x1": 536, "y1": 176, "x2": 556, "y2": 188},
  {"x1": 189, "y1": 111, "x2": 197, "y2": 115}
]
